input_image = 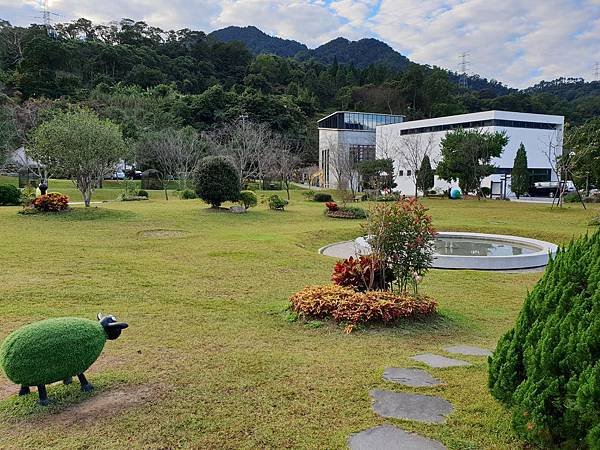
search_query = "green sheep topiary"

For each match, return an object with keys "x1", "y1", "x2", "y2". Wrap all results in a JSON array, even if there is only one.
[
  {"x1": 0, "y1": 314, "x2": 127, "y2": 405},
  {"x1": 488, "y1": 230, "x2": 600, "y2": 448}
]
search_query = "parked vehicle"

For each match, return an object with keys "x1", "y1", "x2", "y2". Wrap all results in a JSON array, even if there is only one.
[
  {"x1": 112, "y1": 170, "x2": 126, "y2": 180},
  {"x1": 529, "y1": 181, "x2": 575, "y2": 197}
]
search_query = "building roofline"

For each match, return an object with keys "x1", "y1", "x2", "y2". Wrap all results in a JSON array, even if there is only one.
[
  {"x1": 317, "y1": 110, "x2": 406, "y2": 123},
  {"x1": 377, "y1": 110, "x2": 564, "y2": 129}
]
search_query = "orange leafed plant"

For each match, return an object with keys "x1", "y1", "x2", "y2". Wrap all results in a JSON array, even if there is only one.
[{"x1": 289, "y1": 285, "x2": 437, "y2": 333}]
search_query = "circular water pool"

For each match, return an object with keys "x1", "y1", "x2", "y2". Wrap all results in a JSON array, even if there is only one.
[{"x1": 320, "y1": 232, "x2": 558, "y2": 271}]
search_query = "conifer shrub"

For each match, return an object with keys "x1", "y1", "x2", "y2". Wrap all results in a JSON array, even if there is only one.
[{"x1": 488, "y1": 231, "x2": 600, "y2": 448}]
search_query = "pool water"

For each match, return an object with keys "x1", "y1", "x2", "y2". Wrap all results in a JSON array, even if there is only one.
[{"x1": 434, "y1": 237, "x2": 537, "y2": 257}]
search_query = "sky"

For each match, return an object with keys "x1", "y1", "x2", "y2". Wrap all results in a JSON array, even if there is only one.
[{"x1": 1, "y1": 0, "x2": 599, "y2": 88}]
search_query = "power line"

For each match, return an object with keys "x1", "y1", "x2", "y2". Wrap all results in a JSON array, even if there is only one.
[
  {"x1": 458, "y1": 51, "x2": 470, "y2": 89},
  {"x1": 594, "y1": 62, "x2": 600, "y2": 82},
  {"x1": 37, "y1": 0, "x2": 61, "y2": 37}
]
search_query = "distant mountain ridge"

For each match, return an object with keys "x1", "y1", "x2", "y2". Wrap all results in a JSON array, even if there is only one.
[
  {"x1": 209, "y1": 26, "x2": 411, "y2": 71},
  {"x1": 208, "y1": 25, "x2": 508, "y2": 94},
  {"x1": 208, "y1": 26, "x2": 307, "y2": 58}
]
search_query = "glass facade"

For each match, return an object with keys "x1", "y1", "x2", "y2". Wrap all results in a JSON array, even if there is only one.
[
  {"x1": 349, "y1": 145, "x2": 376, "y2": 164},
  {"x1": 318, "y1": 112, "x2": 404, "y2": 131},
  {"x1": 400, "y1": 119, "x2": 559, "y2": 135}
]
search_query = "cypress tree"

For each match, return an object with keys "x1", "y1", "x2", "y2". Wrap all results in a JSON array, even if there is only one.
[
  {"x1": 511, "y1": 143, "x2": 529, "y2": 199},
  {"x1": 489, "y1": 230, "x2": 600, "y2": 447},
  {"x1": 417, "y1": 155, "x2": 435, "y2": 195}
]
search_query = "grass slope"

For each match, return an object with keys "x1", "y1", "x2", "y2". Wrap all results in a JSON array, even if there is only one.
[{"x1": 0, "y1": 190, "x2": 597, "y2": 449}]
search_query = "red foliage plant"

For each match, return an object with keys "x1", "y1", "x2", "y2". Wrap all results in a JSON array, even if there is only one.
[
  {"x1": 332, "y1": 255, "x2": 394, "y2": 291},
  {"x1": 289, "y1": 285, "x2": 437, "y2": 333},
  {"x1": 32, "y1": 192, "x2": 69, "y2": 212},
  {"x1": 325, "y1": 202, "x2": 338, "y2": 211}
]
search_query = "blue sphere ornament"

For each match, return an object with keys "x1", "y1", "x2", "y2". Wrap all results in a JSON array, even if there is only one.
[{"x1": 450, "y1": 187, "x2": 462, "y2": 199}]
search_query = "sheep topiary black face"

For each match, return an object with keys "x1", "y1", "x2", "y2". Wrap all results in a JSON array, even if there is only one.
[{"x1": 0, "y1": 313, "x2": 128, "y2": 405}]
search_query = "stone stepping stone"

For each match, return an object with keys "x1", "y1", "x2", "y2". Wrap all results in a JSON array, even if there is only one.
[
  {"x1": 370, "y1": 390, "x2": 453, "y2": 423},
  {"x1": 444, "y1": 345, "x2": 492, "y2": 357},
  {"x1": 383, "y1": 368, "x2": 442, "y2": 387},
  {"x1": 348, "y1": 424, "x2": 446, "y2": 450},
  {"x1": 410, "y1": 353, "x2": 471, "y2": 368}
]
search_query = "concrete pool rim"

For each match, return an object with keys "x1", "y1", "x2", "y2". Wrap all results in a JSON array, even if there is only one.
[{"x1": 318, "y1": 232, "x2": 559, "y2": 271}]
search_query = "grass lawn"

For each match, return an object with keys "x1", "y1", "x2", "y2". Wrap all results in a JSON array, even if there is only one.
[{"x1": 0, "y1": 188, "x2": 598, "y2": 449}]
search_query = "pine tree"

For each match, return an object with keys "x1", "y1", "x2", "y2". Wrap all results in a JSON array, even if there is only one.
[
  {"x1": 511, "y1": 143, "x2": 529, "y2": 199},
  {"x1": 489, "y1": 230, "x2": 600, "y2": 448},
  {"x1": 416, "y1": 155, "x2": 434, "y2": 195}
]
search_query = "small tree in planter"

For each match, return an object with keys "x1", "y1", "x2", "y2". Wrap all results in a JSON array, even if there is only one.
[
  {"x1": 363, "y1": 198, "x2": 436, "y2": 293},
  {"x1": 194, "y1": 156, "x2": 240, "y2": 208}
]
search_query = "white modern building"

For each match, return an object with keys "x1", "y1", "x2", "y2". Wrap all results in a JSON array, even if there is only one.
[
  {"x1": 318, "y1": 111, "x2": 404, "y2": 189},
  {"x1": 318, "y1": 110, "x2": 564, "y2": 196}
]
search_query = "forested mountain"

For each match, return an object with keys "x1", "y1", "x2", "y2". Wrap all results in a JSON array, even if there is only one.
[
  {"x1": 208, "y1": 26, "x2": 307, "y2": 58},
  {"x1": 0, "y1": 18, "x2": 598, "y2": 164}
]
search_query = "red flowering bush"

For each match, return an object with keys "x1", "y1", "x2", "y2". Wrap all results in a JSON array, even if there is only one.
[
  {"x1": 289, "y1": 285, "x2": 437, "y2": 333},
  {"x1": 332, "y1": 255, "x2": 395, "y2": 291},
  {"x1": 364, "y1": 198, "x2": 436, "y2": 293},
  {"x1": 32, "y1": 192, "x2": 69, "y2": 212},
  {"x1": 325, "y1": 201, "x2": 338, "y2": 211}
]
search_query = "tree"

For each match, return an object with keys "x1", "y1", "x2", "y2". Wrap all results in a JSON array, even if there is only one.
[
  {"x1": 416, "y1": 155, "x2": 434, "y2": 195},
  {"x1": 29, "y1": 109, "x2": 125, "y2": 207},
  {"x1": 271, "y1": 134, "x2": 302, "y2": 200},
  {"x1": 358, "y1": 159, "x2": 394, "y2": 192},
  {"x1": 136, "y1": 127, "x2": 205, "y2": 200},
  {"x1": 207, "y1": 118, "x2": 272, "y2": 183},
  {"x1": 436, "y1": 129, "x2": 509, "y2": 196},
  {"x1": 194, "y1": 156, "x2": 240, "y2": 208},
  {"x1": 511, "y1": 143, "x2": 529, "y2": 198},
  {"x1": 397, "y1": 133, "x2": 435, "y2": 196},
  {"x1": 0, "y1": 104, "x2": 18, "y2": 167}
]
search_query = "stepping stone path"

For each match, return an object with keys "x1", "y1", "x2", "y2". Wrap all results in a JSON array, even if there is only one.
[
  {"x1": 444, "y1": 345, "x2": 492, "y2": 357},
  {"x1": 348, "y1": 344, "x2": 488, "y2": 448},
  {"x1": 348, "y1": 424, "x2": 446, "y2": 450},
  {"x1": 410, "y1": 353, "x2": 471, "y2": 368},
  {"x1": 370, "y1": 390, "x2": 453, "y2": 424},
  {"x1": 382, "y1": 368, "x2": 442, "y2": 387}
]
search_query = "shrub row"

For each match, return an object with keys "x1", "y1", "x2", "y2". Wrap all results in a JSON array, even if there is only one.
[{"x1": 289, "y1": 285, "x2": 437, "y2": 333}]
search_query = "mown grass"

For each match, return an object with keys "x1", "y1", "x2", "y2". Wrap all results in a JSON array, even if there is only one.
[{"x1": 0, "y1": 189, "x2": 598, "y2": 449}]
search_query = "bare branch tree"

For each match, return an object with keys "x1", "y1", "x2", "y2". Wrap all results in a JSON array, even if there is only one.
[
  {"x1": 207, "y1": 118, "x2": 272, "y2": 183},
  {"x1": 271, "y1": 134, "x2": 302, "y2": 200},
  {"x1": 136, "y1": 127, "x2": 205, "y2": 200},
  {"x1": 397, "y1": 133, "x2": 435, "y2": 197}
]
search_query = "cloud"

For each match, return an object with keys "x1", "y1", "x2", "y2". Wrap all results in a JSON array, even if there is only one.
[
  {"x1": 1, "y1": 0, "x2": 598, "y2": 88},
  {"x1": 372, "y1": 0, "x2": 600, "y2": 87}
]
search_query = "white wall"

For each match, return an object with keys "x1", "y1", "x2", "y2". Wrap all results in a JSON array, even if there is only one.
[
  {"x1": 376, "y1": 111, "x2": 564, "y2": 195},
  {"x1": 318, "y1": 128, "x2": 375, "y2": 189}
]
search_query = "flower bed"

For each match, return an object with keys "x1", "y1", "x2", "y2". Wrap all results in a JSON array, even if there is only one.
[
  {"x1": 324, "y1": 204, "x2": 367, "y2": 219},
  {"x1": 289, "y1": 285, "x2": 437, "y2": 333}
]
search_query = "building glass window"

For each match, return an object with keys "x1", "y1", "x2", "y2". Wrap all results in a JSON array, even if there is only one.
[{"x1": 319, "y1": 112, "x2": 404, "y2": 131}]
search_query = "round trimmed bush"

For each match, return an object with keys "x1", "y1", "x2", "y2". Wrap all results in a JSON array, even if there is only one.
[
  {"x1": 179, "y1": 189, "x2": 197, "y2": 200},
  {"x1": 137, "y1": 189, "x2": 149, "y2": 198},
  {"x1": 0, "y1": 318, "x2": 106, "y2": 386},
  {"x1": 239, "y1": 190, "x2": 257, "y2": 209},
  {"x1": 314, "y1": 192, "x2": 333, "y2": 202},
  {"x1": 0, "y1": 184, "x2": 21, "y2": 206},
  {"x1": 489, "y1": 231, "x2": 600, "y2": 447},
  {"x1": 194, "y1": 156, "x2": 240, "y2": 208}
]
